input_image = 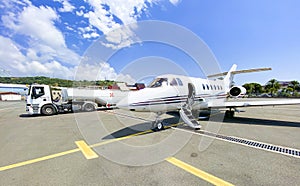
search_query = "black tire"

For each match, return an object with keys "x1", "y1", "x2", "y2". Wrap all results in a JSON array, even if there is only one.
[
  {"x1": 156, "y1": 122, "x2": 165, "y2": 130},
  {"x1": 41, "y1": 105, "x2": 56, "y2": 116},
  {"x1": 225, "y1": 110, "x2": 235, "y2": 118},
  {"x1": 83, "y1": 103, "x2": 95, "y2": 112},
  {"x1": 151, "y1": 121, "x2": 164, "y2": 132}
]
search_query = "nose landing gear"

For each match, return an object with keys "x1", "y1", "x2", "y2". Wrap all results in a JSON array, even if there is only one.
[{"x1": 151, "y1": 112, "x2": 165, "y2": 131}]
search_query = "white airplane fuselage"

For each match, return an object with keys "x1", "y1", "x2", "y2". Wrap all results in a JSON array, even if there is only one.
[
  {"x1": 117, "y1": 74, "x2": 227, "y2": 113},
  {"x1": 117, "y1": 65, "x2": 300, "y2": 131}
]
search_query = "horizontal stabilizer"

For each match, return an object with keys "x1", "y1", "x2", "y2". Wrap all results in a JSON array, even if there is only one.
[{"x1": 207, "y1": 67, "x2": 272, "y2": 78}]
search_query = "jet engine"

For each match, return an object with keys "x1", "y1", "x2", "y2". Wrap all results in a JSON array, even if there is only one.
[{"x1": 229, "y1": 86, "x2": 246, "y2": 98}]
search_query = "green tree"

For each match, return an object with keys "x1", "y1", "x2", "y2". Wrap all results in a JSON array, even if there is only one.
[
  {"x1": 253, "y1": 83, "x2": 262, "y2": 95},
  {"x1": 288, "y1": 80, "x2": 300, "y2": 96},
  {"x1": 243, "y1": 83, "x2": 263, "y2": 96},
  {"x1": 265, "y1": 79, "x2": 280, "y2": 97},
  {"x1": 243, "y1": 83, "x2": 254, "y2": 95}
]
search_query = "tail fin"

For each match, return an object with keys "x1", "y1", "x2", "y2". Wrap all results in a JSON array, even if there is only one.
[
  {"x1": 205, "y1": 64, "x2": 237, "y2": 92},
  {"x1": 224, "y1": 64, "x2": 237, "y2": 92},
  {"x1": 207, "y1": 65, "x2": 272, "y2": 92}
]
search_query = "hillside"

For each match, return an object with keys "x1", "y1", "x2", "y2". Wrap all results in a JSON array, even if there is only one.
[{"x1": 0, "y1": 76, "x2": 116, "y2": 88}]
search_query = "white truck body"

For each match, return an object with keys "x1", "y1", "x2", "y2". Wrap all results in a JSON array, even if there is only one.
[{"x1": 26, "y1": 84, "x2": 129, "y2": 115}]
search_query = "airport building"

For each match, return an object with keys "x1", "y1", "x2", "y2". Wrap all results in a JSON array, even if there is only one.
[{"x1": 0, "y1": 92, "x2": 22, "y2": 101}]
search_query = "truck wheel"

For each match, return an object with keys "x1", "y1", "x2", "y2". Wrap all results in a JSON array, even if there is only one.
[
  {"x1": 83, "y1": 103, "x2": 95, "y2": 112},
  {"x1": 41, "y1": 105, "x2": 56, "y2": 116}
]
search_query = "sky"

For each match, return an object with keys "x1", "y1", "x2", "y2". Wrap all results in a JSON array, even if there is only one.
[{"x1": 0, "y1": 0, "x2": 300, "y2": 85}]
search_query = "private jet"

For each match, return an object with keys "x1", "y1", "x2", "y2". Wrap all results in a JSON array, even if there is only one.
[{"x1": 117, "y1": 64, "x2": 300, "y2": 130}]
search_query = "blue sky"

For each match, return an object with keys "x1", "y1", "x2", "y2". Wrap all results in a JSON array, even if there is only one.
[{"x1": 0, "y1": 0, "x2": 299, "y2": 85}]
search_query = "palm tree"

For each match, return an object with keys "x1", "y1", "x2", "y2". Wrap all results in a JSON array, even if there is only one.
[
  {"x1": 265, "y1": 79, "x2": 280, "y2": 97},
  {"x1": 253, "y1": 83, "x2": 263, "y2": 95},
  {"x1": 243, "y1": 83, "x2": 263, "y2": 96},
  {"x1": 288, "y1": 80, "x2": 300, "y2": 95},
  {"x1": 243, "y1": 83, "x2": 254, "y2": 95}
]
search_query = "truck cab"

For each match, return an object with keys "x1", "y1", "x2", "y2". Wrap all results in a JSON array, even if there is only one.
[
  {"x1": 26, "y1": 85, "x2": 54, "y2": 115},
  {"x1": 26, "y1": 84, "x2": 97, "y2": 115}
]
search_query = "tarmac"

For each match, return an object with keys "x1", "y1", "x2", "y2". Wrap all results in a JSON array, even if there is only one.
[{"x1": 0, "y1": 100, "x2": 300, "y2": 185}]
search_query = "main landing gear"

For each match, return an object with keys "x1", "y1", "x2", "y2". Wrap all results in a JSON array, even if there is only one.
[{"x1": 225, "y1": 109, "x2": 235, "y2": 118}]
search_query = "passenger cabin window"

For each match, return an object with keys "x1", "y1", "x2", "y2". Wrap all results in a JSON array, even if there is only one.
[{"x1": 149, "y1": 78, "x2": 168, "y2": 88}]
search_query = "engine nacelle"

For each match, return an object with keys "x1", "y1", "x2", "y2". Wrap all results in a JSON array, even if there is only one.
[{"x1": 229, "y1": 86, "x2": 246, "y2": 98}]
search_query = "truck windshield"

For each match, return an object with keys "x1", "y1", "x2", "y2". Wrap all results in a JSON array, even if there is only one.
[
  {"x1": 149, "y1": 78, "x2": 168, "y2": 88},
  {"x1": 27, "y1": 86, "x2": 31, "y2": 96}
]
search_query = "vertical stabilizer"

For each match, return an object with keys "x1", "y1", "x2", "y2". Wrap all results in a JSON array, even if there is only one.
[{"x1": 224, "y1": 64, "x2": 237, "y2": 92}]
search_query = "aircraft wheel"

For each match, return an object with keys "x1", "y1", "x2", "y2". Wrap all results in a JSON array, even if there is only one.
[
  {"x1": 157, "y1": 122, "x2": 164, "y2": 130},
  {"x1": 152, "y1": 122, "x2": 164, "y2": 131},
  {"x1": 41, "y1": 105, "x2": 56, "y2": 116},
  {"x1": 225, "y1": 110, "x2": 235, "y2": 118}
]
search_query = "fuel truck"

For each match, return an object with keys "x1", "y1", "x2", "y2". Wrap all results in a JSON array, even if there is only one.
[{"x1": 26, "y1": 84, "x2": 132, "y2": 115}]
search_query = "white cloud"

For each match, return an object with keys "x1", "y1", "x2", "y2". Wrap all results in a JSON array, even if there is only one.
[
  {"x1": 115, "y1": 74, "x2": 136, "y2": 84},
  {"x1": 83, "y1": 5, "x2": 119, "y2": 35},
  {"x1": 169, "y1": 0, "x2": 181, "y2": 6},
  {"x1": 17, "y1": 5, "x2": 66, "y2": 48},
  {"x1": 0, "y1": 35, "x2": 74, "y2": 79},
  {"x1": 100, "y1": 24, "x2": 140, "y2": 49},
  {"x1": 0, "y1": 36, "x2": 26, "y2": 67},
  {"x1": 72, "y1": 0, "x2": 183, "y2": 49},
  {"x1": 78, "y1": 0, "x2": 157, "y2": 49},
  {"x1": 75, "y1": 62, "x2": 135, "y2": 82},
  {"x1": 1, "y1": 3, "x2": 80, "y2": 66},
  {"x1": 54, "y1": 0, "x2": 75, "y2": 12},
  {"x1": 76, "y1": 10, "x2": 84, "y2": 16},
  {"x1": 0, "y1": 0, "x2": 183, "y2": 80},
  {"x1": 83, "y1": 32, "x2": 100, "y2": 39},
  {"x1": 75, "y1": 62, "x2": 117, "y2": 80},
  {"x1": 81, "y1": 0, "x2": 182, "y2": 49}
]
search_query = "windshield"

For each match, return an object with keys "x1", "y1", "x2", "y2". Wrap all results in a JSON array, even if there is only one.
[
  {"x1": 149, "y1": 78, "x2": 168, "y2": 88},
  {"x1": 27, "y1": 85, "x2": 31, "y2": 96}
]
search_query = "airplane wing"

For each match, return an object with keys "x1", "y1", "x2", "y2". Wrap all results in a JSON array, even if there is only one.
[{"x1": 208, "y1": 99, "x2": 300, "y2": 108}]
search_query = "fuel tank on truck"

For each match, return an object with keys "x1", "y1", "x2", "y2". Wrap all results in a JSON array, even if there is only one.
[{"x1": 61, "y1": 88, "x2": 129, "y2": 107}]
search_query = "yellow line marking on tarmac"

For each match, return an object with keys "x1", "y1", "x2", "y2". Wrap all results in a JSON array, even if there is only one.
[
  {"x1": 0, "y1": 123, "x2": 175, "y2": 172},
  {"x1": 166, "y1": 157, "x2": 234, "y2": 186},
  {"x1": 0, "y1": 148, "x2": 80, "y2": 172},
  {"x1": 90, "y1": 123, "x2": 182, "y2": 148},
  {"x1": 0, "y1": 122, "x2": 233, "y2": 185},
  {"x1": 75, "y1": 140, "x2": 99, "y2": 159},
  {"x1": 0, "y1": 122, "x2": 180, "y2": 172}
]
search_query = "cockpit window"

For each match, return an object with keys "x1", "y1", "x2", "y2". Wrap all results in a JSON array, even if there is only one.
[
  {"x1": 170, "y1": 78, "x2": 178, "y2": 86},
  {"x1": 170, "y1": 78, "x2": 183, "y2": 86},
  {"x1": 176, "y1": 78, "x2": 183, "y2": 86},
  {"x1": 149, "y1": 78, "x2": 168, "y2": 88}
]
